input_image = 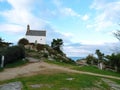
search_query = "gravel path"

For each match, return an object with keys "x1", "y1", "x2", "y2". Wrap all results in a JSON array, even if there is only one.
[{"x1": 0, "y1": 58, "x2": 120, "y2": 81}]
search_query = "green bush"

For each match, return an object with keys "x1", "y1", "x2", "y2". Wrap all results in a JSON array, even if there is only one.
[
  {"x1": 43, "y1": 53, "x2": 48, "y2": 58},
  {"x1": 0, "y1": 46, "x2": 25, "y2": 66},
  {"x1": 36, "y1": 44, "x2": 44, "y2": 51},
  {"x1": 0, "y1": 55, "x2": 1, "y2": 65}
]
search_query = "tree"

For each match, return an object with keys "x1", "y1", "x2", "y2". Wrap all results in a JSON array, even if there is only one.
[
  {"x1": 0, "y1": 38, "x2": 12, "y2": 47},
  {"x1": 105, "y1": 53, "x2": 120, "y2": 72},
  {"x1": 114, "y1": 30, "x2": 120, "y2": 40},
  {"x1": 95, "y1": 49, "x2": 104, "y2": 69},
  {"x1": 18, "y1": 38, "x2": 29, "y2": 45},
  {"x1": 114, "y1": 24, "x2": 120, "y2": 40},
  {"x1": 51, "y1": 38, "x2": 63, "y2": 54},
  {"x1": 86, "y1": 54, "x2": 97, "y2": 65},
  {"x1": 0, "y1": 38, "x2": 4, "y2": 47},
  {"x1": 113, "y1": 25, "x2": 120, "y2": 53}
]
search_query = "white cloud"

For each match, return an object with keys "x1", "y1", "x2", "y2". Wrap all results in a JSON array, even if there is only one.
[
  {"x1": 0, "y1": 0, "x2": 74, "y2": 47},
  {"x1": 82, "y1": 14, "x2": 89, "y2": 21},
  {"x1": 1, "y1": 0, "x2": 119, "y2": 57},
  {"x1": 64, "y1": 42, "x2": 117, "y2": 57},
  {"x1": 61, "y1": 32, "x2": 74, "y2": 37},
  {"x1": 88, "y1": 0, "x2": 120, "y2": 31},
  {"x1": 90, "y1": 0, "x2": 106, "y2": 10},
  {"x1": 0, "y1": 0, "x2": 49, "y2": 32},
  {"x1": 52, "y1": 0, "x2": 80, "y2": 17},
  {"x1": 60, "y1": 7, "x2": 80, "y2": 17},
  {"x1": 52, "y1": 0, "x2": 61, "y2": 7},
  {"x1": 0, "y1": 24, "x2": 24, "y2": 33},
  {"x1": 64, "y1": 45, "x2": 91, "y2": 57},
  {"x1": 7, "y1": 0, "x2": 34, "y2": 10},
  {"x1": 0, "y1": 0, "x2": 4, "y2": 2}
]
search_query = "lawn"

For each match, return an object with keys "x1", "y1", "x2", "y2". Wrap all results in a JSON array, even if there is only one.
[
  {"x1": 73, "y1": 65, "x2": 120, "y2": 77},
  {"x1": 45, "y1": 60, "x2": 120, "y2": 77},
  {"x1": 0, "y1": 60, "x2": 120, "y2": 89},
  {"x1": 0, "y1": 73, "x2": 111, "y2": 90},
  {"x1": 0, "y1": 67, "x2": 4, "y2": 72},
  {"x1": 5, "y1": 59, "x2": 28, "y2": 68},
  {"x1": 0, "y1": 59, "x2": 28, "y2": 72}
]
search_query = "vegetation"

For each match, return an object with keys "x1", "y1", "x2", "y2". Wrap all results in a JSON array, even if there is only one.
[
  {"x1": 45, "y1": 59, "x2": 76, "y2": 68},
  {"x1": 5, "y1": 59, "x2": 28, "y2": 68},
  {"x1": 0, "y1": 37, "x2": 120, "y2": 89},
  {"x1": 105, "y1": 53, "x2": 120, "y2": 72},
  {"x1": 18, "y1": 38, "x2": 29, "y2": 45},
  {"x1": 36, "y1": 44, "x2": 44, "y2": 51},
  {"x1": 0, "y1": 67, "x2": 4, "y2": 72},
  {"x1": 45, "y1": 59, "x2": 120, "y2": 77},
  {"x1": 114, "y1": 24, "x2": 120, "y2": 40},
  {"x1": 0, "y1": 37, "x2": 12, "y2": 48},
  {"x1": 95, "y1": 49, "x2": 104, "y2": 62},
  {"x1": 51, "y1": 38, "x2": 63, "y2": 54},
  {"x1": 0, "y1": 73, "x2": 111, "y2": 90},
  {"x1": 86, "y1": 54, "x2": 97, "y2": 65},
  {"x1": 0, "y1": 46, "x2": 25, "y2": 66},
  {"x1": 73, "y1": 65, "x2": 120, "y2": 77}
]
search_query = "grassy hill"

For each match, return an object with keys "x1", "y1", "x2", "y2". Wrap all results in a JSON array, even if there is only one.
[{"x1": 0, "y1": 58, "x2": 120, "y2": 90}]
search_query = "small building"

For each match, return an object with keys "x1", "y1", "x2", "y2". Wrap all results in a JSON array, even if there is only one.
[{"x1": 25, "y1": 25, "x2": 46, "y2": 44}]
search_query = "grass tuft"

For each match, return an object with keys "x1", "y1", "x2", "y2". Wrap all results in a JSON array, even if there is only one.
[{"x1": 5, "y1": 59, "x2": 28, "y2": 68}]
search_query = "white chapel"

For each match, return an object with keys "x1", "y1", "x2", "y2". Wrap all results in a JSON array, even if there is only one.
[{"x1": 25, "y1": 25, "x2": 46, "y2": 44}]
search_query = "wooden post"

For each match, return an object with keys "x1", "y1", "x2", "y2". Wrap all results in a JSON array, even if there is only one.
[{"x1": 1, "y1": 55, "x2": 4, "y2": 68}]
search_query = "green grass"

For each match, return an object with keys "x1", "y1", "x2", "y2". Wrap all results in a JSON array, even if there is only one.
[
  {"x1": 45, "y1": 60, "x2": 120, "y2": 77},
  {"x1": 0, "y1": 67, "x2": 4, "y2": 72},
  {"x1": 0, "y1": 73, "x2": 111, "y2": 90},
  {"x1": 5, "y1": 59, "x2": 28, "y2": 68},
  {"x1": 0, "y1": 60, "x2": 120, "y2": 89},
  {"x1": 73, "y1": 65, "x2": 120, "y2": 77},
  {"x1": 45, "y1": 59, "x2": 76, "y2": 68}
]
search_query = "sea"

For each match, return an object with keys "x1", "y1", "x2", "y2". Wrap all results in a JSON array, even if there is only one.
[{"x1": 69, "y1": 57, "x2": 85, "y2": 61}]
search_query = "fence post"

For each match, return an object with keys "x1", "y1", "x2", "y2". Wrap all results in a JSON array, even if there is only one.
[{"x1": 1, "y1": 55, "x2": 4, "y2": 68}]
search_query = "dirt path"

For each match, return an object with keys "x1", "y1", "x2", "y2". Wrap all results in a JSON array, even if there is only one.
[{"x1": 0, "y1": 60, "x2": 120, "y2": 81}]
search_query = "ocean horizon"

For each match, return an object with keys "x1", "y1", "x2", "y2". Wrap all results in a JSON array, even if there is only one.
[{"x1": 69, "y1": 57, "x2": 85, "y2": 61}]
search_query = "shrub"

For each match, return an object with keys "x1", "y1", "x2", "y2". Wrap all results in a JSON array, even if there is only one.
[
  {"x1": 18, "y1": 38, "x2": 29, "y2": 45},
  {"x1": 0, "y1": 55, "x2": 2, "y2": 65},
  {"x1": 0, "y1": 46, "x2": 25, "y2": 66},
  {"x1": 43, "y1": 53, "x2": 48, "y2": 58},
  {"x1": 36, "y1": 44, "x2": 44, "y2": 51}
]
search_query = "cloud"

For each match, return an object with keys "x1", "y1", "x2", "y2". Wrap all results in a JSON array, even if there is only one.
[
  {"x1": 90, "y1": 0, "x2": 106, "y2": 10},
  {"x1": 0, "y1": 0, "x2": 4, "y2": 2},
  {"x1": 0, "y1": 0, "x2": 73, "y2": 46},
  {"x1": 52, "y1": 0, "x2": 80, "y2": 17},
  {"x1": 88, "y1": 0, "x2": 120, "y2": 31},
  {"x1": 82, "y1": 14, "x2": 89, "y2": 21},
  {"x1": 64, "y1": 42, "x2": 117, "y2": 57},
  {"x1": 0, "y1": 24, "x2": 24, "y2": 33},
  {"x1": 1, "y1": 0, "x2": 119, "y2": 57},
  {"x1": 60, "y1": 7, "x2": 80, "y2": 17}
]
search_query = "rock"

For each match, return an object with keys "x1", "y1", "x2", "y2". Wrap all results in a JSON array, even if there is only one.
[
  {"x1": 0, "y1": 82, "x2": 22, "y2": 90},
  {"x1": 30, "y1": 84, "x2": 53, "y2": 88},
  {"x1": 66, "y1": 78, "x2": 74, "y2": 81},
  {"x1": 102, "y1": 78, "x2": 120, "y2": 90}
]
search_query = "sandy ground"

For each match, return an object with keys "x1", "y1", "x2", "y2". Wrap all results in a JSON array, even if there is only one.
[{"x1": 0, "y1": 59, "x2": 120, "y2": 81}]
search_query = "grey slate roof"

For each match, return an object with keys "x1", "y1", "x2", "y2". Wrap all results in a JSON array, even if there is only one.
[{"x1": 26, "y1": 30, "x2": 46, "y2": 36}]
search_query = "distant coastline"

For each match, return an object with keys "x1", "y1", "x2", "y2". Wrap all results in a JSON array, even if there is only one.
[{"x1": 69, "y1": 57, "x2": 84, "y2": 61}]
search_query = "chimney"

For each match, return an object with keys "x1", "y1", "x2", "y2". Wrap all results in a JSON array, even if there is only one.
[{"x1": 27, "y1": 24, "x2": 30, "y2": 31}]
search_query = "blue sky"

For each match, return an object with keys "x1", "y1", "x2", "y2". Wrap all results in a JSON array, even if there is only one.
[{"x1": 0, "y1": 0, "x2": 120, "y2": 57}]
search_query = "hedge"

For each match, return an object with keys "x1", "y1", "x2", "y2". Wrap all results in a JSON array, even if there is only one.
[{"x1": 0, "y1": 46, "x2": 25, "y2": 66}]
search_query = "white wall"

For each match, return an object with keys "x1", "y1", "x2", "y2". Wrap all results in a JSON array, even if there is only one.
[{"x1": 25, "y1": 35, "x2": 46, "y2": 44}]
